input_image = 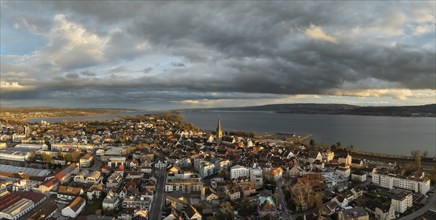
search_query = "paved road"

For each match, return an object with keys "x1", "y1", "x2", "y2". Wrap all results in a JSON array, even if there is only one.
[
  {"x1": 278, "y1": 180, "x2": 293, "y2": 220},
  {"x1": 399, "y1": 186, "x2": 436, "y2": 219},
  {"x1": 149, "y1": 169, "x2": 167, "y2": 220}
]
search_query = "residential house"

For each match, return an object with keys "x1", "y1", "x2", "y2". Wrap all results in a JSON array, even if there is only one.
[
  {"x1": 249, "y1": 167, "x2": 263, "y2": 189},
  {"x1": 351, "y1": 159, "x2": 364, "y2": 169},
  {"x1": 239, "y1": 182, "x2": 256, "y2": 198},
  {"x1": 106, "y1": 172, "x2": 123, "y2": 188},
  {"x1": 62, "y1": 196, "x2": 86, "y2": 218},
  {"x1": 332, "y1": 195, "x2": 348, "y2": 208},
  {"x1": 230, "y1": 165, "x2": 250, "y2": 180},
  {"x1": 155, "y1": 160, "x2": 167, "y2": 169},
  {"x1": 87, "y1": 184, "x2": 104, "y2": 200},
  {"x1": 391, "y1": 190, "x2": 412, "y2": 214},
  {"x1": 86, "y1": 171, "x2": 102, "y2": 184},
  {"x1": 258, "y1": 196, "x2": 277, "y2": 218},
  {"x1": 271, "y1": 167, "x2": 284, "y2": 181},
  {"x1": 365, "y1": 200, "x2": 396, "y2": 220},
  {"x1": 57, "y1": 186, "x2": 83, "y2": 201},
  {"x1": 38, "y1": 178, "x2": 59, "y2": 193},
  {"x1": 73, "y1": 170, "x2": 89, "y2": 184},
  {"x1": 103, "y1": 190, "x2": 120, "y2": 211},
  {"x1": 198, "y1": 161, "x2": 215, "y2": 179},
  {"x1": 122, "y1": 194, "x2": 152, "y2": 210},
  {"x1": 351, "y1": 171, "x2": 367, "y2": 182},
  {"x1": 288, "y1": 164, "x2": 302, "y2": 177},
  {"x1": 201, "y1": 187, "x2": 219, "y2": 205},
  {"x1": 79, "y1": 153, "x2": 93, "y2": 168},
  {"x1": 307, "y1": 151, "x2": 323, "y2": 164},
  {"x1": 338, "y1": 207, "x2": 369, "y2": 220},
  {"x1": 336, "y1": 167, "x2": 351, "y2": 178},
  {"x1": 55, "y1": 163, "x2": 79, "y2": 184},
  {"x1": 183, "y1": 204, "x2": 202, "y2": 220},
  {"x1": 225, "y1": 184, "x2": 241, "y2": 201}
]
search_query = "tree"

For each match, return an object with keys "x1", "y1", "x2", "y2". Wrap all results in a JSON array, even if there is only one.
[
  {"x1": 219, "y1": 201, "x2": 234, "y2": 218},
  {"x1": 41, "y1": 152, "x2": 52, "y2": 163},
  {"x1": 309, "y1": 139, "x2": 316, "y2": 147},
  {"x1": 423, "y1": 150, "x2": 429, "y2": 158},
  {"x1": 411, "y1": 150, "x2": 421, "y2": 168},
  {"x1": 313, "y1": 192, "x2": 324, "y2": 208},
  {"x1": 238, "y1": 199, "x2": 257, "y2": 216}
]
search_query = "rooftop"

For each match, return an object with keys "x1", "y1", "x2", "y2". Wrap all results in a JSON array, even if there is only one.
[{"x1": 0, "y1": 164, "x2": 50, "y2": 177}]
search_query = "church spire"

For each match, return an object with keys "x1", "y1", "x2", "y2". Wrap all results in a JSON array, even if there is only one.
[{"x1": 216, "y1": 115, "x2": 223, "y2": 145}]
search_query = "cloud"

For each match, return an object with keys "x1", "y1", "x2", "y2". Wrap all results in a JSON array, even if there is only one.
[
  {"x1": 0, "y1": 81, "x2": 34, "y2": 91},
  {"x1": 304, "y1": 24, "x2": 338, "y2": 43},
  {"x1": 415, "y1": 25, "x2": 435, "y2": 35},
  {"x1": 172, "y1": 62, "x2": 186, "y2": 67},
  {"x1": 65, "y1": 72, "x2": 79, "y2": 79},
  {"x1": 1, "y1": 2, "x2": 435, "y2": 108},
  {"x1": 41, "y1": 14, "x2": 108, "y2": 71},
  {"x1": 143, "y1": 67, "x2": 153, "y2": 73},
  {"x1": 80, "y1": 70, "x2": 96, "y2": 77},
  {"x1": 332, "y1": 89, "x2": 435, "y2": 100}
]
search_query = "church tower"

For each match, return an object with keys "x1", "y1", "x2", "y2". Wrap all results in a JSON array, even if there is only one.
[{"x1": 216, "y1": 115, "x2": 223, "y2": 145}]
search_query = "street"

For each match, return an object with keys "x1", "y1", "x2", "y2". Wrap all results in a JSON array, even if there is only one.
[
  {"x1": 278, "y1": 179, "x2": 293, "y2": 220},
  {"x1": 149, "y1": 169, "x2": 167, "y2": 220}
]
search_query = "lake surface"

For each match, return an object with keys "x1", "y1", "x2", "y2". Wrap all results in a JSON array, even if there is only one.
[
  {"x1": 182, "y1": 111, "x2": 436, "y2": 156},
  {"x1": 27, "y1": 110, "x2": 436, "y2": 156}
]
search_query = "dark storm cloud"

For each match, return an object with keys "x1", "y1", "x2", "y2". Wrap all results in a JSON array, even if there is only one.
[
  {"x1": 65, "y1": 72, "x2": 79, "y2": 79},
  {"x1": 80, "y1": 70, "x2": 96, "y2": 77},
  {"x1": 1, "y1": 1, "x2": 435, "y2": 107},
  {"x1": 143, "y1": 67, "x2": 153, "y2": 73},
  {"x1": 172, "y1": 62, "x2": 185, "y2": 68}
]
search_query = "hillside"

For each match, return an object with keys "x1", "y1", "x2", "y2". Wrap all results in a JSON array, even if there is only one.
[{"x1": 182, "y1": 103, "x2": 436, "y2": 117}]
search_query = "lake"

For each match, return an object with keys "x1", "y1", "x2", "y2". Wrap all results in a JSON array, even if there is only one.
[
  {"x1": 27, "y1": 110, "x2": 436, "y2": 156},
  {"x1": 182, "y1": 111, "x2": 436, "y2": 156}
]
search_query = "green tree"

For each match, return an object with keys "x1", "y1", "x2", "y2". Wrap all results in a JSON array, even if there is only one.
[
  {"x1": 309, "y1": 139, "x2": 316, "y2": 147},
  {"x1": 41, "y1": 152, "x2": 52, "y2": 163}
]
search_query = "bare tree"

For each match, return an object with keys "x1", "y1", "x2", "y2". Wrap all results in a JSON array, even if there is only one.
[
  {"x1": 423, "y1": 150, "x2": 428, "y2": 158},
  {"x1": 411, "y1": 150, "x2": 421, "y2": 168}
]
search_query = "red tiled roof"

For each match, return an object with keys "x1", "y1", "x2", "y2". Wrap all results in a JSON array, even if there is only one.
[
  {"x1": 14, "y1": 191, "x2": 45, "y2": 203},
  {"x1": 42, "y1": 178, "x2": 58, "y2": 188},
  {"x1": 0, "y1": 193, "x2": 22, "y2": 211},
  {"x1": 67, "y1": 196, "x2": 86, "y2": 212}
]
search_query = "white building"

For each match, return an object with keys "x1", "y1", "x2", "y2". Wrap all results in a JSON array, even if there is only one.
[
  {"x1": 155, "y1": 160, "x2": 167, "y2": 169},
  {"x1": 79, "y1": 153, "x2": 93, "y2": 168},
  {"x1": 61, "y1": 197, "x2": 86, "y2": 218},
  {"x1": 0, "y1": 149, "x2": 34, "y2": 162},
  {"x1": 106, "y1": 172, "x2": 123, "y2": 188},
  {"x1": 103, "y1": 190, "x2": 120, "y2": 211},
  {"x1": 372, "y1": 170, "x2": 431, "y2": 195},
  {"x1": 198, "y1": 161, "x2": 215, "y2": 179},
  {"x1": 165, "y1": 166, "x2": 203, "y2": 193},
  {"x1": 335, "y1": 167, "x2": 351, "y2": 178},
  {"x1": 215, "y1": 159, "x2": 231, "y2": 171},
  {"x1": 74, "y1": 170, "x2": 89, "y2": 183},
  {"x1": 230, "y1": 165, "x2": 250, "y2": 180},
  {"x1": 108, "y1": 156, "x2": 126, "y2": 168},
  {"x1": 249, "y1": 168, "x2": 263, "y2": 189},
  {"x1": 391, "y1": 191, "x2": 412, "y2": 214},
  {"x1": 351, "y1": 172, "x2": 367, "y2": 182}
]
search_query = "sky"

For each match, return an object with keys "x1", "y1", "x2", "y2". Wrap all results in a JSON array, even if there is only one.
[{"x1": 0, "y1": 1, "x2": 435, "y2": 110}]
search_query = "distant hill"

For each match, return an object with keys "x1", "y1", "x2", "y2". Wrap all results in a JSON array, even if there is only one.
[{"x1": 181, "y1": 103, "x2": 436, "y2": 117}]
